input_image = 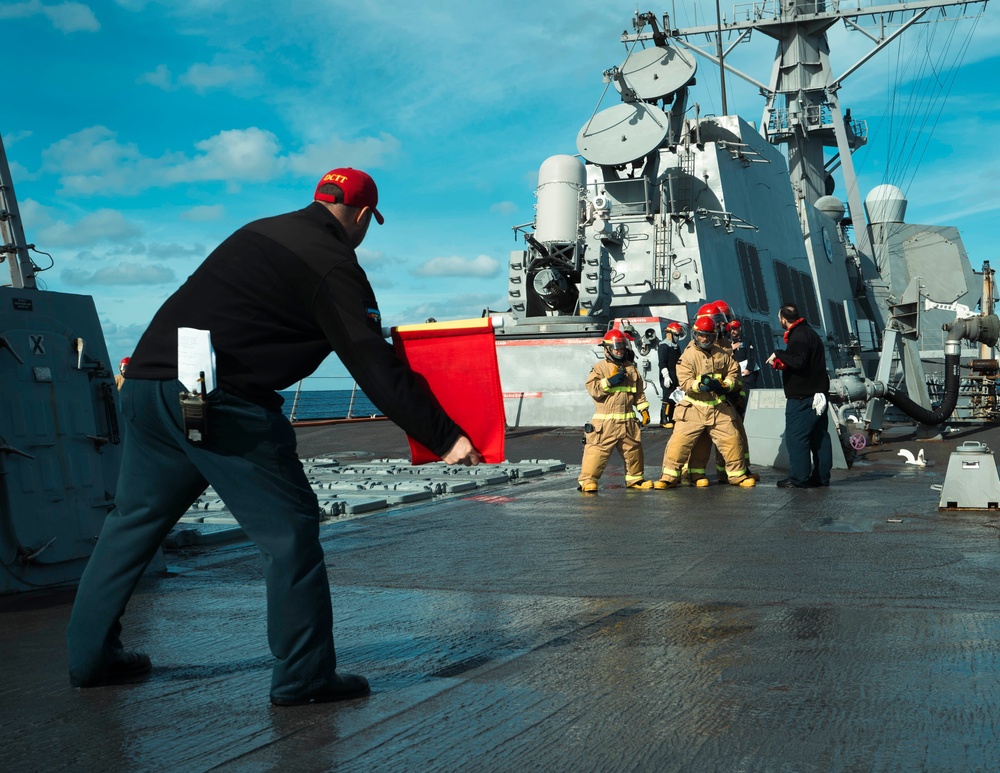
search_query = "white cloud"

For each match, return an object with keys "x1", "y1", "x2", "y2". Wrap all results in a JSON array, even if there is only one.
[
  {"x1": 8, "y1": 160, "x2": 34, "y2": 182},
  {"x1": 412, "y1": 255, "x2": 500, "y2": 278},
  {"x1": 42, "y1": 125, "x2": 285, "y2": 194},
  {"x1": 167, "y1": 127, "x2": 282, "y2": 184},
  {"x1": 46, "y1": 2, "x2": 99, "y2": 33},
  {"x1": 138, "y1": 64, "x2": 174, "y2": 90},
  {"x1": 42, "y1": 126, "x2": 159, "y2": 195},
  {"x1": 139, "y1": 60, "x2": 258, "y2": 94},
  {"x1": 285, "y1": 134, "x2": 402, "y2": 177},
  {"x1": 181, "y1": 204, "x2": 225, "y2": 221},
  {"x1": 39, "y1": 124, "x2": 403, "y2": 198},
  {"x1": 61, "y1": 261, "x2": 175, "y2": 286},
  {"x1": 388, "y1": 293, "x2": 506, "y2": 326},
  {"x1": 0, "y1": 1, "x2": 99, "y2": 33},
  {"x1": 490, "y1": 201, "x2": 518, "y2": 215},
  {"x1": 20, "y1": 199, "x2": 143, "y2": 247},
  {"x1": 121, "y1": 242, "x2": 206, "y2": 260},
  {"x1": 4, "y1": 130, "x2": 33, "y2": 145},
  {"x1": 180, "y1": 62, "x2": 257, "y2": 93}
]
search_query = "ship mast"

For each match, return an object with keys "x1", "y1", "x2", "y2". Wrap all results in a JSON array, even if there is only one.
[
  {"x1": 0, "y1": 135, "x2": 36, "y2": 290},
  {"x1": 646, "y1": 0, "x2": 988, "y2": 264}
]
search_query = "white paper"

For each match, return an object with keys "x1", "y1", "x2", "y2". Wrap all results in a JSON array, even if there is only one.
[
  {"x1": 669, "y1": 387, "x2": 686, "y2": 404},
  {"x1": 178, "y1": 327, "x2": 216, "y2": 394}
]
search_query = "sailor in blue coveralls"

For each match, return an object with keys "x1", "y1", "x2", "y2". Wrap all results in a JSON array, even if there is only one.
[{"x1": 66, "y1": 168, "x2": 481, "y2": 705}]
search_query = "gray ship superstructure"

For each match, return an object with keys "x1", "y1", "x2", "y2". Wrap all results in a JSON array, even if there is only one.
[
  {"x1": 497, "y1": 1, "x2": 993, "y2": 432},
  {"x1": 0, "y1": 134, "x2": 122, "y2": 593}
]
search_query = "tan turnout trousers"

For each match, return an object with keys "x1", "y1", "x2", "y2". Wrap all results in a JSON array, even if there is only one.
[
  {"x1": 659, "y1": 341, "x2": 750, "y2": 485},
  {"x1": 579, "y1": 359, "x2": 649, "y2": 485}
]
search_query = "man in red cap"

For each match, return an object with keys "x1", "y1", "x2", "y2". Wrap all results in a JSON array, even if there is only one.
[{"x1": 67, "y1": 168, "x2": 480, "y2": 706}]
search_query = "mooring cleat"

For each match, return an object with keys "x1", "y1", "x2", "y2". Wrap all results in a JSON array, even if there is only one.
[
  {"x1": 626, "y1": 479, "x2": 655, "y2": 490},
  {"x1": 579, "y1": 481, "x2": 599, "y2": 493}
]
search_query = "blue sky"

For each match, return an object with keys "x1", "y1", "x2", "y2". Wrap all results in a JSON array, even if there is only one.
[{"x1": 5, "y1": 0, "x2": 998, "y2": 388}]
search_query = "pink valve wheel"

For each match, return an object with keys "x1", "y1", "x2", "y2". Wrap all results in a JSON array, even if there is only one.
[{"x1": 849, "y1": 433, "x2": 867, "y2": 450}]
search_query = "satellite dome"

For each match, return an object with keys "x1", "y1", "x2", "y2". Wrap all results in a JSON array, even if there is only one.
[
  {"x1": 864, "y1": 184, "x2": 907, "y2": 225},
  {"x1": 814, "y1": 195, "x2": 846, "y2": 223}
]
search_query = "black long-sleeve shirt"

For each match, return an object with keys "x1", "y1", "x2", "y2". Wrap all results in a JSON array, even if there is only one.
[
  {"x1": 127, "y1": 202, "x2": 462, "y2": 456},
  {"x1": 774, "y1": 320, "x2": 830, "y2": 399},
  {"x1": 657, "y1": 341, "x2": 680, "y2": 390}
]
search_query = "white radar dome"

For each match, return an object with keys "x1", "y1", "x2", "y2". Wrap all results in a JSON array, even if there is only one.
[
  {"x1": 814, "y1": 195, "x2": 846, "y2": 223},
  {"x1": 864, "y1": 184, "x2": 907, "y2": 225},
  {"x1": 535, "y1": 155, "x2": 586, "y2": 245}
]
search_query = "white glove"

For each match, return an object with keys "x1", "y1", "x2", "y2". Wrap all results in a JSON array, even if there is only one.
[
  {"x1": 812, "y1": 392, "x2": 827, "y2": 415},
  {"x1": 660, "y1": 368, "x2": 672, "y2": 388}
]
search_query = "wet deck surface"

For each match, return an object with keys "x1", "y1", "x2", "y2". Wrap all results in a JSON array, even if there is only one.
[{"x1": 4, "y1": 422, "x2": 1000, "y2": 772}]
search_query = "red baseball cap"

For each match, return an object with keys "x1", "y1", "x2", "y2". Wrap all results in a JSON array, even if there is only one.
[{"x1": 314, "y1": 168, "x2": 384, "y2": 224}]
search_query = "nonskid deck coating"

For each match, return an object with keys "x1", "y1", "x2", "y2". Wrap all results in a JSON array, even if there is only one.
[{"x1": 3, "y1": 422, "x2": 1000, "y2": 772}]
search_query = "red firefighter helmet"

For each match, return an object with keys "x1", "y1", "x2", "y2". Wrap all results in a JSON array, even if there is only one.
[
  {"x1": 727, "y1": 319, "x2": 742, "y2": 341},
  {"x1": 692, "y1": 316, "x2": 717, "y2": 350},
  {"x1": 601, "y1": 328, "x2": 629, "y2": 362},
  {"x1": 119, "y1": 356, "x2": 131, "y2": 374},
  {"x1": 666, "y1": 321, "x2": 683, "y2": 337},
  {"x1": 696, "y1": 302, "x2": 720, "y2": 320},
  {"x1": 713, "y1": 300, "x2": 734, "y2": 322}
]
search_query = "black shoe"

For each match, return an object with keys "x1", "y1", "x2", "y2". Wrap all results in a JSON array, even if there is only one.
[
  {"x1": 777, "y1": 478, "x2": 815, "y2": 488},
  {"x1": 73, "y1": 650, "x2": 152, "y2": 687},
  {"x1": 270, "y1": 672, "x2": 370, "y2": 706}
]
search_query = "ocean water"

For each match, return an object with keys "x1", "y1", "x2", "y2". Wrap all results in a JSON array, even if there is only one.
[{"x1": 278, "y1": 388, "x2": 381, "y2": 421}]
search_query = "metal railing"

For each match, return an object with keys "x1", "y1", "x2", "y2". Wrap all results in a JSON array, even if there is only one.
[{"x1": 285, "y1": 376, "x2": 383, "y2": 423}]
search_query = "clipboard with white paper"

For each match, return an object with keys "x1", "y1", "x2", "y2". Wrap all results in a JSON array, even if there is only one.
[{"x1": 177, "y1": 327, "x2": 216, "y2": 393}]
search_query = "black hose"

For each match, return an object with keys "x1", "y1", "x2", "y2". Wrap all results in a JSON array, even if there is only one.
[{"x1": 882, "y1": 352, "x2": 961, "y2": 425}]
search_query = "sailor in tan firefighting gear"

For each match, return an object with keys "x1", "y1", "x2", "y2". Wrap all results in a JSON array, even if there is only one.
[
  {"x1": 689, "y1": 306, "x2": 759, "y2": 484},
  {"x1": 654, "y1": 316, "x2": 756, "y2": 489},
  {"x1": 578, "y1": 329, "x2": 654, "y2": 492},
  {"x1": 679, "y1": 302, "x2": 726, "y2": 485}
]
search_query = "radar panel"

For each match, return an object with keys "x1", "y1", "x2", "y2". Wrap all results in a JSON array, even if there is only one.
[
  {"x1": 616, "y1": 45, "x2": 697, "y2": 101},
  {"x1": 576, "y1": 103, "x2": 669, "y2": 167}
]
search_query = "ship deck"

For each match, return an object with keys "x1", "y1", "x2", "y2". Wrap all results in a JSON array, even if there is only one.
[{"x1": 4, "y1": 420, "x2": 1000, "y2": 772}]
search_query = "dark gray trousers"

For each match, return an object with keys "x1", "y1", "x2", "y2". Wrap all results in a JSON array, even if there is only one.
[
  {"x1": 67, "y1": 379, "x2": 337, "y2": 701},
  {"x1": 784, "y1": 396, "x2": 832, "y2": 486}
]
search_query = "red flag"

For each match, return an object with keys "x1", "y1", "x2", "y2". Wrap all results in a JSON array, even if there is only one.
[{"x1": 392, "y1": 318, "x2": 506, "y2": 464}]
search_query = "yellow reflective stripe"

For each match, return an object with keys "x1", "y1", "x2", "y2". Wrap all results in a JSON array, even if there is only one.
[
  {"x1": 605, "y1": 386, "x2": 637, "y2": 393},
  {"x1": 689, "y1": 467, "x2": 706, "y2": 474},
  {"x1": 636, "y1": 401, "x2": 650, "y2": 411},
  {"x1": 662, "y1": 467, "x2": 682, "y2": 477},
  {"x1": 681, "y1": 394, "x2": 726, "y2": 407},
  {"x1": 592, "y1": 413, "x2": 637, "y2": 421},
  {"x1": 624, "y1": 474, "x2": 644, "y2": 481}
]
